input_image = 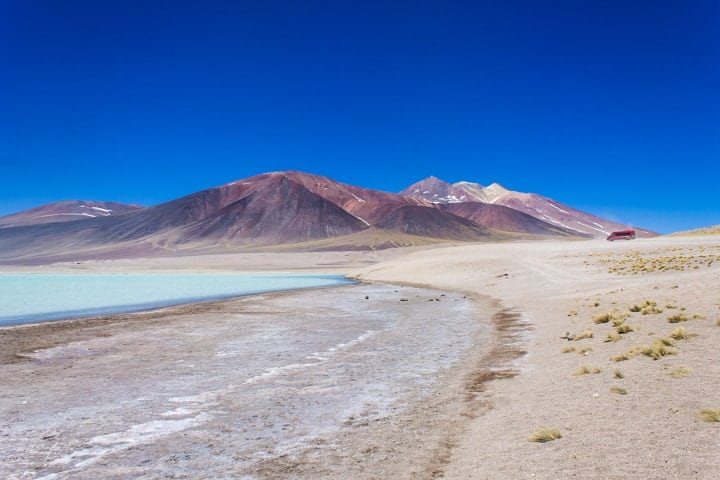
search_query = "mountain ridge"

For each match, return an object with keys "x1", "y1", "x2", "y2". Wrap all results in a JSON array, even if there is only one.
[{"x1": 0, "y1": 171, "x2": 655, "y2": 263}]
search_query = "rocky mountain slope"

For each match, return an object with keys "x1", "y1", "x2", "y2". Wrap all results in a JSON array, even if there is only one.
[
  {"x1": 0, "y1": 201, "x2": 143, "y2": 228},
  {"x1": 401, "y1": 177, "x2": 655, "y2": 238},
  {"x1": 0, "y1": 171, "x2": 652, "y2": 262}
]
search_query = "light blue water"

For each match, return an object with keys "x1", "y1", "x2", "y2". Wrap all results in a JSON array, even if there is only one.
[{"x1": 0, "y1": 273, "x2": 354, "y2": 326}]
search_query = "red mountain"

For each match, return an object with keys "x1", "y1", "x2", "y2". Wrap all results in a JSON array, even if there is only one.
[
  {"x1": 439, "y1": 202, "x2": 583, "y2": 237},
  {"x1": 402, "y1": 177, "x2": 656, "y2": 238},
  {"x1": 0, "y1": 200, "x2": 143, "y2": 228},
  {"x1": 375, "y1": 205, "x2": 501, "y2": 241},
  {"x1": 0, "y1": 171, "x2": 656, "y2": 262}
]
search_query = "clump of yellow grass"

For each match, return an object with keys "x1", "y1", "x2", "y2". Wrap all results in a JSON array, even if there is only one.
[
  {"x1": 616, "y1": 324, "x2": 634, "y2": 334},
  {"x1": 573, "y1": 365, "x2": 601, "y2": 375},
  {"x1": 528, "y1": 426, "x2": 562, "y2": 443},
  {"x1": 630, "y1": 300, "x2": 662, "y2": 315},
  {"x1": 670, "y1": 366, "x2": 692, "y2": 378},
  {"x1": 574, "y1": 330, "x2": 594, "y2": 341},
  {"x1": 669, "y1": 327, "x2": 689, "y2": 340},
  {"x1": 698, "y1": 410, "x2": 720, "y2": 422},
  {"x1": 605, "y1": 332, "x2": 622, "y2": 343},
  {"x1": 640, "y1": 340, "x2": 677, "y2": 360},
  {"x1": 668, "y1": 313, "x2": 689, "y2": 323}
]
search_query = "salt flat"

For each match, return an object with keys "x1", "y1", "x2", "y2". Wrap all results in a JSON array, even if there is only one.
[{"x1": 1, "y1": 283, "x2": 499, "y2": 479}]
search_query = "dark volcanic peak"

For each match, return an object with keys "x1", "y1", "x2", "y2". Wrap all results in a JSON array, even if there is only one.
[
  {"x1": 262, "y1": 171, "x2": 426, "y2": 224},
  {"x1": 180, "y1": 174, "x2": 368, "y2": 244},
  {"x1": 0, "y1": 200, "x2": 143, "y2": 228}
]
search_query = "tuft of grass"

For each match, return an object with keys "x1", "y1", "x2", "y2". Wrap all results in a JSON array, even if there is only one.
[
  {"x1": 668, "y1": 313, "x2": 689, "y2": 323},
  {"x1": 641, "y1": 305, "x2": 663, "y2": 315},
  {"x1": 574, "y1": 330, "x2": 594, "y2": 341},
  {"x1": 578, "y1": 347, "x2": 593, "y2": 355},
  {"x1": 692, "y1": 314, "x2": 707, "y2": 320},
  {"x1": 605, "y1": 332, "x2": 622, "y2": 343},
  {"x1": 670, "y1": 366, "x2": 692, "y2": 378},
  {"x1": 561, "y1": 346, "x2": 576, "y2": 353},
  {"x1": 665, "y1": 303, "x2": 677, "y2": 309},
  {"x1": 528, "y1": 426, "x2": 562, "y2": 443},
  {"x1": 611, "y1": 346, "x2": 642, "y2": 362},
  {"x1": 614, "y1": 369, "x2": 624, "y2": 379},
  {"x1": 630, "y1": 300, "x2": 663, "y2": 315},
  {"x1": 610, "y1": 386, "x2": 627, "y2": 395},
  {"x1": 698, "y1": 410, "x2": 720, "y2": 422},
  {"x1": 640, "y1": 340, "x2": 677, "y2": 360},
  {"x1": 611, "y1": 317, "x2": 627, "y2": 327},
  {"x1": 593, "y1": 312, "x2": 614, "y2": 324},
  {"x1": 616, "y1": 324, "x2": 634, "y2": 334},
  {"x1": 669, "y1": 327, "x2": 689, "y2": 340},
  {"x1": 573, "y1": 365, "x2": 601, "y2": 376}
]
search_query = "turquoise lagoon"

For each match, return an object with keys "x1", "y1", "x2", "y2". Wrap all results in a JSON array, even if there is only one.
[{"x1": 0, "y1": 273, "x2": 353, "y2": 326}]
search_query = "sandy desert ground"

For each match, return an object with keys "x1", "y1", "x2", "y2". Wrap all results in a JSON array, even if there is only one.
[
  {"x1": 2, "y1": 234, "x2": 719, "y2": 479},
  {"x1": 357, "y1": 235, "x2": 720, "y2": 479}
]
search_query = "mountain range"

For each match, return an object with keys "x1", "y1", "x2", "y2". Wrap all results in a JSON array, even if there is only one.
[{"x1": 0, "y1": 171, "x2": 655, "y2": 263}]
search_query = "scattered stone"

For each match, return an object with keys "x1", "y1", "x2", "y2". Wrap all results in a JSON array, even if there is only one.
[{"x1": 560, "y1": 331, "x2": 575, "y2": 341}]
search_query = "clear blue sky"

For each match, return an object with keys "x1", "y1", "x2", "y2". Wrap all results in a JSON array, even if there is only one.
[{"x1": 1, "y1": 1, "x2": 718, "y2": 233}]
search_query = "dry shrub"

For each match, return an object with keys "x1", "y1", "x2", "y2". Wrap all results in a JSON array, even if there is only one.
[
  {"x1": 561, "y1": 346, "x2": 576, "y2": 353},
  {"x1": 670, "y1": 366, "x2": 692, "y2": 378},
  {"x1": 610, "y1": 387, "x2": 627, "y2": 395},
  {"x1": 669, "y1": 327, "x2": 688, "y2": 340},
  {"x1": 528, "y1": 426, "x2": 562, "y2": 443},
  {"x1": 668, "y1": 313, "x2": 689, "y2": 323},
  {"x1": 631, "y1": 300, "x2": 663, "y2": 315},
  {"x1": 578, "y1": 347, "x2": 592, "y2": 355},
  {"x1": 574, "y1": 330, "x2": 594, "y2": 341},
  {"x1": 616, "y1": 324, "x2": 634, "y2": 334},
  {"x1": 593, "y1": 312, "x2": 614, "y2": 324},
  {"x1": 692, "y1": 314, "x2": 707, "y2": 320},
  {"x1": 641, "y1": 341, "x2": 677, "y2": 360},
  {"x1": 614, "y1": 369, "x2": 624, "y2": 379},
  {"x1": 698, "y1": 410, "x2": 720, "y2": 422},
  {"x1": 641, "y1": 305, "x2": 663, "y2": 315},
  {"x1": 611, "y1": 346, "x2": 642, "y2": 362},
  {"x1": 605, "y1": 332, "x2": 622, "y2": 343},
  {"x1": 573, "y1": 365, "x2": 601, "y2": 375},
  {"x1": 611, "y1": 317, "x2": 626, "y2": 327}
]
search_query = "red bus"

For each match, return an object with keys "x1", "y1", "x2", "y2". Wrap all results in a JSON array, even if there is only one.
[{"x1": 607, "y1": 229, "x2": 636, "y2": 241}]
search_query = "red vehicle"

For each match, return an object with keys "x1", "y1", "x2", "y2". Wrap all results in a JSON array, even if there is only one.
[{"x1": 607, "y1": 229, "x2": 636, "y2": 241}]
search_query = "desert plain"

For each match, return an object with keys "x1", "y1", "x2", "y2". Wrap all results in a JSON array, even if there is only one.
[{"x1": 1, "y1": 234, "x2": 719, "y2": 479}]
